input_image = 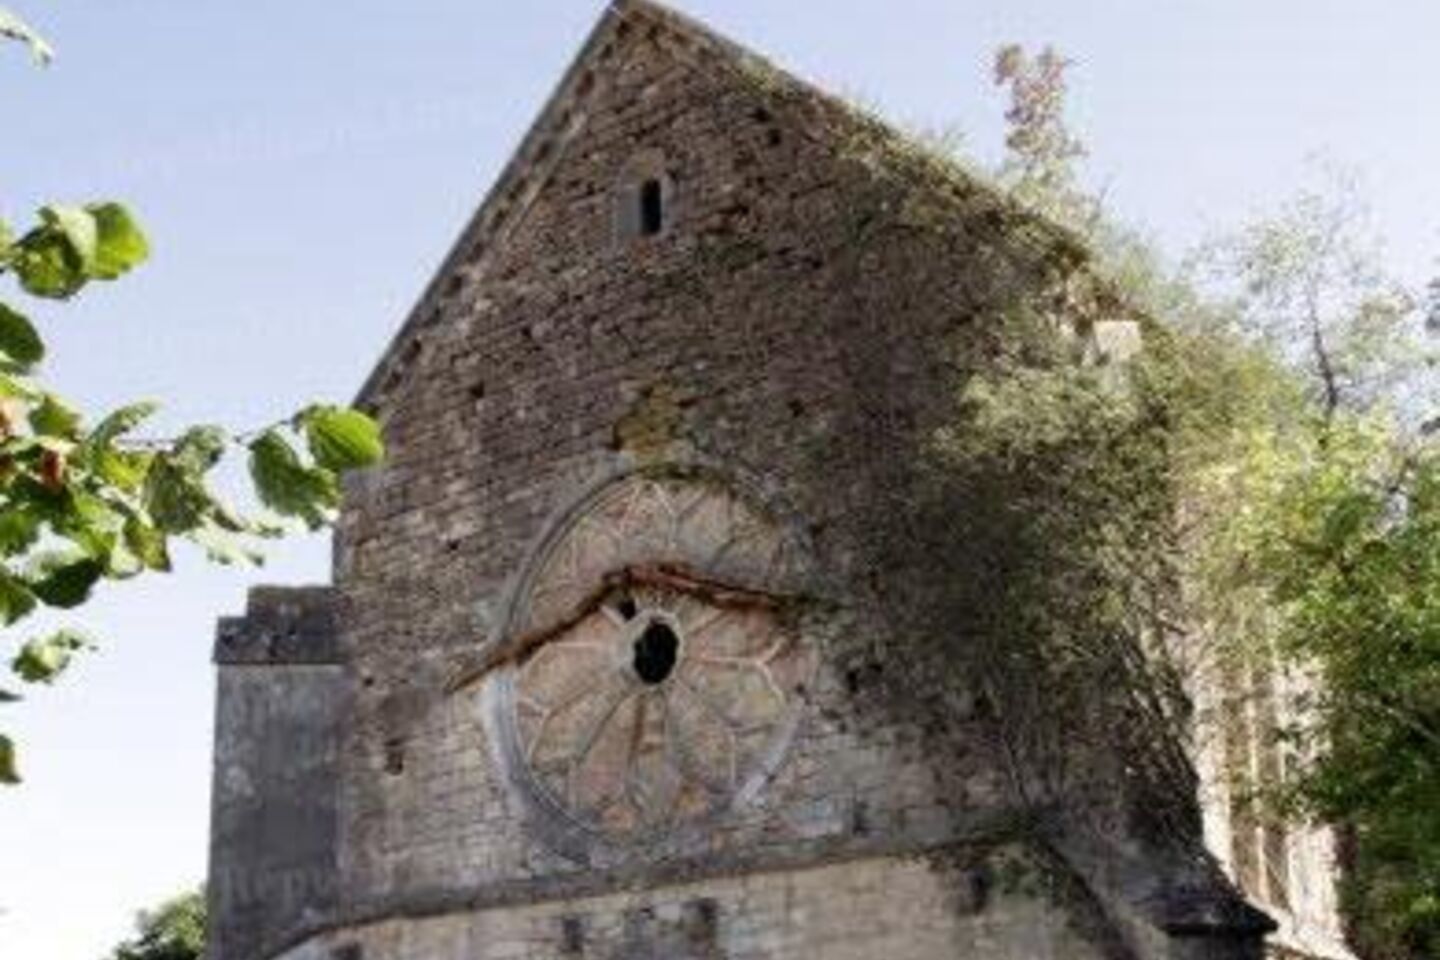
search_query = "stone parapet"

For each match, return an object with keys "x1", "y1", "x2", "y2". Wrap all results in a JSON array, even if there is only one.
[{"x1": 214, "y1": 586, "x2": 343, "y2": 666}]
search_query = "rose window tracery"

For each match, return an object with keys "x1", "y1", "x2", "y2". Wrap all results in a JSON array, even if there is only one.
[{"x1": 476, "y1": 469, "x2": 816, "y2": 849}]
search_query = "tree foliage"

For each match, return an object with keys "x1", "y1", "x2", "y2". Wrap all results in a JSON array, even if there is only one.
[
  {"x1": 932, "y1": 304, "x2": 1207, "y2": 840},
  {"x1": 992, "y1": 43, "x2": 1092, "y2": 230},
  {"x1": 983, "y1": 44, "x2": 1437, "y2": 959},
  {"x1": 0, "y1": 20, "x2": 384, "y2": 785},
  {"x1": 1189, "y1": 167, "x2": 1433, "y2": 419},
  {"x1": 108, "y1": 890, "x2": 205, "y2": 960},
  {"x1": 1180, "y1": 179, "x2": 1436, "y2": 959},
  {"x1": 1265, "y1": 435, "x2": 1439, "y2": 956}
]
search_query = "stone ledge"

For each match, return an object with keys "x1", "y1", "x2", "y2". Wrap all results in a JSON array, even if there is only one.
[
  {"x1": 254, "y1": 813, "x2": 1040, "y2": 960},
  {"x1": 1155, "y1": 883, "x2": 1277, "y2": 938},
  {"x1": 214, "y1": 586, "x2": 343, "y2": 666}
]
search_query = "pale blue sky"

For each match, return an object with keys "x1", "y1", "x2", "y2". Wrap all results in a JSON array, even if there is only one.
[{"x1": 1, "y1": 2, "x2": 1436, "y2": 957}]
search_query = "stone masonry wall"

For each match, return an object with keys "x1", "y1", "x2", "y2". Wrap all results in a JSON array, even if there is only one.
[
  {"x1": 332, "y1": 7, "x2": 1041, "y2": 925},
  {"x1": 242, "y1": 4, "x2": 1263, "y2": 959},
  {"x1": 209, "y1": 589, "x2": 346, "y2": 960},
  {"x1": 273, "y1": 851, "x2": 1112, "y2": 960}
]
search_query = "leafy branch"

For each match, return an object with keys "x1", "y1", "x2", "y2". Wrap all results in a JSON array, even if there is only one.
[
  {"x1": 0, "y1": 201, "x2": 383, "y2": 784},
  {"x1": 0, "y1": 5, "x2": 51, "y2": 65}
]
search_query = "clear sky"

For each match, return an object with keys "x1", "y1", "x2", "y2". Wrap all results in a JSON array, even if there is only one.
[{"x1": 0, "y1": 1, "x2": 1436, "y2": 957}]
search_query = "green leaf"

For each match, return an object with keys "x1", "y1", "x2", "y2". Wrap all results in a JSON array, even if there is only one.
[
  {"x1": 40, "y1": 205, "x2": 97, "y2": 273},
  {"x1": 0, "y1": 570, "x2": 36, "y2": 626},
  {"x1": 87, "y1": 203, "x2": 149, "y2": 279},
  {"x1": 0, "y1": 302, "x2": 44, "y2": 369},
  {"x1": 56, "y1": 489, "x2": 124, "y2": 559},
  {"x1": 12, "y1": 228, "x2": 86, "y2": 299},
  {"x1": 191, "y1": 523, "x2": 264, "y2": 567},
  {"x1": 172, "y1": 425, "x2": 226, "y2": 473},
  {"x1": 0, "y1": 733, "x2": 17, "y2": 785},
  {"x1": 11, "y1": 629, "x2": 92, "y2": 684},
  {"x1": 123, "y1": 516, "x2": 171, "y2": 572},
  {"x1": 0, "y1": 7, "x2": 54, "y2": 65},
  {"x1": 26, "y1": 552, "x2": 103, "y2": 608},
  {"x1": 248, "y1": 429, "x2": 339, "y2": 529},
  {"x1": 86, "y1": 401, "x2": 159, "y2": 450},
  {"x1": 103, "y1": 538, "x2": 142, "y2": 579},
  {"x1": 4, "y1": 473, "x2": 69, "y2": 522},
  {"x1": 0, "y1": 370, "x2": 42, "y2": 401},
  {"x1": 142, "y1": 454, "x2": 211, "y2": 534},
  {"x1": 0, "y1": 505, "x2": 41, "y2": 555},
  {"x1": 300, "y1": 405, "x2": 385, "y2": 472},
  {"x1": 29, "y1": 392, "x2": 82, "y2": 439},
  {"x1": 82, "y1": 403, "x2": 159, "y2": 491},
  {"x1": 206, "y1": 494, "x2": 251, "y2": 534},
  {"x1": 92, "y1": 448, "x2": 150, "y2": 492}
]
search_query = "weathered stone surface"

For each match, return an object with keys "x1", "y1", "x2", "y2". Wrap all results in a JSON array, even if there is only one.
[
  {"x1": 209, "y1": 589, "x2": 346, "y2": 960},
  {"x1": 215, "y1": 587, "x2": 343, "y2": 666},
  {"x1": 272, "y1": 850, "x2": 1116, "y2": 960},
  {"x1": 205, "y1": 2, "x2": 1314, "y2": 959}
]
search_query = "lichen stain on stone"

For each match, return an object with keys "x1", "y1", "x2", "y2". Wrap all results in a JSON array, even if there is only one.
[{"x1": 611, "y1": 382, "x2": 690, "y2": 459}]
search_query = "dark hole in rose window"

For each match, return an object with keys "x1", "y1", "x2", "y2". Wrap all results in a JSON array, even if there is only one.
[
  {"x1": 633, "y1": 621, "x2": 679, "y2": 685},
  {"x1": 639, "y1": 179, "x2": 664, "y2": 236},
  {"x1": 615, "y1": 595, "x2": 639, "y2": 620}
]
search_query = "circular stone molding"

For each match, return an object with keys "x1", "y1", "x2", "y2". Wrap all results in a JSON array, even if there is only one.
[{"x1": 478, "y1": 465, "x2": 818, "y2": 863}]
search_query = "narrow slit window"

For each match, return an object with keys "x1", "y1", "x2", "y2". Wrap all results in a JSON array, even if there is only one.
[{"x1": 639, "y1": 178, "x2": 664, "y2": 236}]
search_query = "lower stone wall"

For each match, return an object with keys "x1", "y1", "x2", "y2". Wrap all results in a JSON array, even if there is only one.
[
  {"x1": 210, "y1": 658, "x2": 345, "y2": 960},
  {"x1": 275, "y1": 851, "x2": 1112, "y2": 960}
]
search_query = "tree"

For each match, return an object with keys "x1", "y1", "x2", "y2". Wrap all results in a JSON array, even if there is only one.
[
  {"x1": 107, "y1": 890, "x2": 205, "y2": 960},
  {"x1": 0, "y1": 9, "x2": 384, "y2": 784},
  {"x1": 1258, "y1": 431, "x2": 1440, "y2": 958},
  {"x1": 1189, "y1": 164, "x2": 1431, "y2": 420},
  {"x1": 984, "y1": 43, "x2": 1439, "y2": 959},
  {"x1": 1178, "y1": 161, "x2": 1436, "y2": 960},
  {"x1": 992, "y1": 43, "x2": 1092, "y2": 230}
]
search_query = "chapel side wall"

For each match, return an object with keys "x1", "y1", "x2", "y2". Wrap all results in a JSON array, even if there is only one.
[
  {"x1": 208, "y1": 589, "x2": 346, "y2": 960},
  {"x1": 273, "y1": 853, "x2": 1115, "y2": 960},
  {"x1": 330, "y1": 5, "x2": 1109, "y2": 926},
  {"x1": 1189, "y1": 645, "x2": 1351, "y2": 959}
]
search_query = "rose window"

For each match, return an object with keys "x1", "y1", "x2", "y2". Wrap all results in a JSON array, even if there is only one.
[{"x1": 473, "y1": 469, "x2": 816, "y2": 851}]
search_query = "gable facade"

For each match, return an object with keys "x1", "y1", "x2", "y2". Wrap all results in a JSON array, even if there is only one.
[{"x1": 206, "y1": 4, "x2": 1342, "y2": 960}]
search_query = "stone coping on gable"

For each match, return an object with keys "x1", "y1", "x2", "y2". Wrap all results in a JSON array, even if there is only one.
[{"x1": 214, "y1": 585, "x2": 344, "y2": 666}]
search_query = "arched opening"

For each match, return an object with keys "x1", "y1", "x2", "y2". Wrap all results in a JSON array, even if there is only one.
[
  {"x1": 615, "y1": 154, "x2": 672, "y2": 242},
  {"x1": 638, "y1": 178, "x2": 664, "y2": 236}
]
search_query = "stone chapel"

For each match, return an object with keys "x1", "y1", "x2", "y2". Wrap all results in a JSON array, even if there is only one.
[{"x1": 206, "y1": 3, "x2": 1354, "y2": 959}]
